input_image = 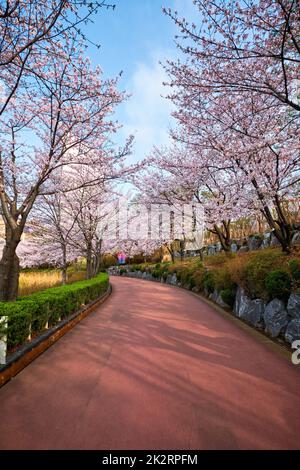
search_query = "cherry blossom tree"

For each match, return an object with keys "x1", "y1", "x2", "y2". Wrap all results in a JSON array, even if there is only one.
[
  {"x1": 134, "y1": 144, "x2": 250, "y2": 253},
  {"x1": 114, "y1": 238, "x2": 162, "y2": 264},
  {"x1": 162, "y1": 0, "x2": 300, "y2": 253},
  {"x1": 164, "y1": 0, "x2": 300, "y2": 112},
  {"x1": 0, "y1": 39, "x2": 132, "y2": 300},
  {"x1": 0, "y1": 1, "x2": 113, "y2": 117},
  {"x1": 66, "y1": 183, "x2": 115, "y2": 279},
  {"x1": 25, "y1": 193, "x2": 82, "y2": 283},
  {"x1": 168, "y1": 88, "x2": 299, "y2": 251}
]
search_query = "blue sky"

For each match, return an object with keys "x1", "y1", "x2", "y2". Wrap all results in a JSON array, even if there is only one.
[{"x1": 84, "y1": 0, "x2": 197, "y2": 163}]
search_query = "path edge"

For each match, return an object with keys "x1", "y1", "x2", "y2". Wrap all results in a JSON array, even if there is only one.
[
  {"x1": 0, "y1": 283, "x2": 112, "y2": 388},
  {"x1": 119, "y1": 275, "x2": 294, "y2": 363}
]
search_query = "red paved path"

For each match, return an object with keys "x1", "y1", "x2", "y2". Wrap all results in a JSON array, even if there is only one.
[{"x1": 0, "y1": 277, "x2": 300, "y2": 449}]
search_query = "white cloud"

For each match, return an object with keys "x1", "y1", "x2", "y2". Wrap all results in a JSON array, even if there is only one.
[{"x1": 121, "y1": 51, "x2": 175, "y2": 163}]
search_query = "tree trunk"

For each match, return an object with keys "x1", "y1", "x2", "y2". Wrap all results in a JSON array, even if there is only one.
[
  {"x1": 251, "y1": 178, "x2": 292, "y2": 253},
  {"x1": 90, "y1": 253, "x2": 100, "y2": 278},
  {"x1": 94, "y1": 252, "x2": 102, "y2": 275},
  {"x1": 179, "y1": 239, "x2": 185, "y2": 262},
  {"x1": 273, "y1": 195, "x2": 293, "y2": 253},
  {"x1": 86, "y1": 245, "x2": 93, "y2": 279},
  {"x1": 61, "y1": 245, "x2": 67, "y2": 285},
  {"x1": 61, "y1": 266, "x2": 67, "y2": 285},
  {"x1": 211, "y1": 220, "x2": 231, "y2": 252},
  {"x1": 166, "y1": 244, "x2": 175, "y2": 263},
  {"x1": 260, "y1": 199, "x2": 292, "y2": 253},
  {"x1": 0, "y1": 237, "x2": 21, "y2": 301}
]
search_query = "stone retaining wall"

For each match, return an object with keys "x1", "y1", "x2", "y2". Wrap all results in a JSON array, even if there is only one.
[{"x1": 110, "y1": 267, "x2": 300, "y2": 345}]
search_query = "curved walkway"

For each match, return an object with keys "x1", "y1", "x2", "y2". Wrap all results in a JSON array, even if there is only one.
[{"x1": 0, "y1": 277, "x2": 299, "y2": 449}]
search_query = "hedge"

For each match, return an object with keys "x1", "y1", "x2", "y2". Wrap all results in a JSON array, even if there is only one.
[{"x1": 0, "y1": 273, "x2": 109, "y2": 349}]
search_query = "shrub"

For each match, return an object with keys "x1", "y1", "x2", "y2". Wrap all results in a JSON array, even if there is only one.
[
  {"x1": 214, "y1": 266, "x2": 235, "y2": 292},
  {"x1": 119, "y1": 268, "x2": 126, "y2": 275},
  {"x1": 251, "y1": 233, "x2": 263, "y2": 240},
  {"x1": 0, "y1": 273, "x2": 109, "y2": 349},
  {"x1": 289, "y1": 259, "x2": 300, "y2": 282},
  {"x1": 152, "y1": 269, "x2": 161, "y2": 279},
  {"x1": 178, "y1": 267, "x2": 196, "y2": 287},
  {"x1": 191, "y1": 269, "x2": 206, "y2": 291},
  {"x1": 130, "y1": 264, "x2": 143, "y2": 272},
  {"x1": 205, "y1": 252, "x2": 236, "y2": 266},
  {"x1": 203, "y1": 271, "x2": 215, "y2": 294},
  {"x1": 220, "y1": 289, "x2": 236, "y2": 308},
  {"x1": 180, "y1": 271, "x2": 192, "y2": 286},
  {"x1": 244, "y1": 250, "x2": 282, "y2": 298},
  {"x1": 161, "y1": 264, "x2": 171, "y2": 273},
  {"x1": 265, "y1": 269, "x2": 292, "y2": 301}
]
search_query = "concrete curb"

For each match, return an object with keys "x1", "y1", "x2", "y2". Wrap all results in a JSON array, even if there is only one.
[{"x1": 0, "y1": 283, "x2": 112, "y2": 388}]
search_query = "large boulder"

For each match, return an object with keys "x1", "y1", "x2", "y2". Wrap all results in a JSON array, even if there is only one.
[
  {"x1": 169, "y1": 273, "x2": 177, "y2": 286},
  {"x1": 234, "y1": 287, "x2": 251, "y2": 316},
  {"x1": 244, "y1": 299, "x2": 265, "y2": 327},
  {"x1": 215, "y1": 243, "x2": 222, "y2": 253},
  {"x1": 131, "y1": 271, "x2": 141, "y2": 278},
  {"x1": 207, "y1": 245, "x2": 216, "y2": 255},
  {"x1": 292, "y1": 231, "x2": 300, "y2": 246},
  {"x1": 108, "y1": 266, "x2": 120, "y2": 275},
  {"x1": 263, "y1": 299, "x2": 288, "y2": 337},
  {"x1": 261, "y1": 233, "x2": 271, "y2": 249},
  {"x1": 234, "y1": 287, "x2": 264, "y2": 326},
  {"x1": 210, "y1": 289, "x2": 230, "y2": 308},
  {"x1": 216, "y1": 293, "x2": 230, "y2": 308},
  {"x1": 142, "y1": 271, "x2": 149, "y2": 280},
  {"x1": 247, "y1": 236, "x2": 263, "y2": 251},
  {"x1": 204, "y1": 287, "x2": 210, "y2": 298},
  {"x1": 166, "y1": 274, "x2": 177, "y2": 285},
  {"x1": 270, "y1": 233, "x2": 281, "y2": 248},
  {"x1": 285, "y1": 319, "x2": 300, "y2": 344},
  {"x1": 238, "y1": 246, "x2": 249, "y2": 253},
  {"x1": 231, "y1": 243, "x2": 238, "y2": 253},
  {"x1": 260, "y1": 240, "x2": 269, "y2": 249},
  {"x1": 287, "y1": 293, "x2": 300, "y2": 319}
]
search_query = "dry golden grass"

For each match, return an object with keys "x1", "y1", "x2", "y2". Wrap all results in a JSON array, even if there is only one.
[
  {"x1": 67, "y1": 271, "x2": 87, "y2": 284},
  {"x1": 19, "y1": 270, "x2": 86, "y2": 296}
]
